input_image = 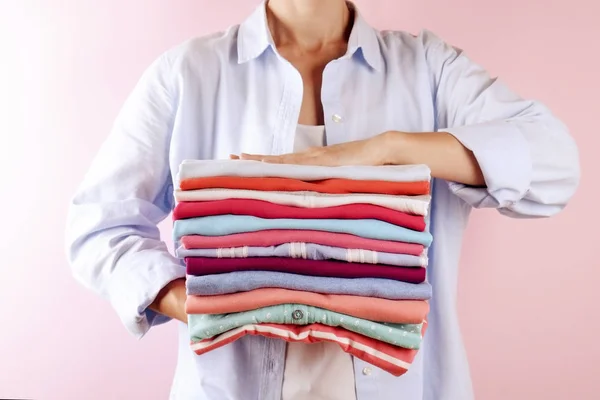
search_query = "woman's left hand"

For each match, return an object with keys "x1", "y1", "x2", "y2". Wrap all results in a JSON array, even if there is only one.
[
  {"x1": 231, "y1": 132, "x2": 391, "y2": 166},
  {"x1": 231, "y1": 130, "x2": 486, "y2": 186}
]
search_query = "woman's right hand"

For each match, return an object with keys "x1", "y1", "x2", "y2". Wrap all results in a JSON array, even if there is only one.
[{"x1": 149, "y1": 278, "x2": 187, "y2": 323}]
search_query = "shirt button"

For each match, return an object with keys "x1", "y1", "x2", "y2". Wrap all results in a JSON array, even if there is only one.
[
  {"x1": 332, "y1": 114, "x2": 343, "y2": 123},
  {"x1": 292, "y1": 310, "x2": 304, "y2": 320},
  {"x1": 362, "y1": 367, "x2": 372, "y2": 376}
]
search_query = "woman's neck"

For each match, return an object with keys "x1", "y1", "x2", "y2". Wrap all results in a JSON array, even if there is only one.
[{"x1": 266, "y1": 0, "x2": 352, "y2": 51}]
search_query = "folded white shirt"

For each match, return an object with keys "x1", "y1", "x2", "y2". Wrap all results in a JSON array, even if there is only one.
[
  {"x1": 177, "y1": 159, "x2": 431, "y2": 184},
  {"x1": 174, "y1": 189, "x2": 430, "y2": 216}
]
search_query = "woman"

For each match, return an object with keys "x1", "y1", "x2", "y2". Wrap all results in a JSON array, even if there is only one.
[{"x1": 65, "y1": 0, "x2": 580, "y2": 399}]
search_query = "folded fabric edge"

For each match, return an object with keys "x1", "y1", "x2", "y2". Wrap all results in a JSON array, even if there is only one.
[{"x1": 189, "y1": 323, "x2": 412, "y2": 376}]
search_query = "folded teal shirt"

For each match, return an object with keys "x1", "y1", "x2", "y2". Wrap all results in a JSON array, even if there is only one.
[
  {"x1": 189, "y1": 303, "x2": 424, "y2": 350},
  {"x1": 174, "y1": 215, "x2": 433, "y2": 246}
]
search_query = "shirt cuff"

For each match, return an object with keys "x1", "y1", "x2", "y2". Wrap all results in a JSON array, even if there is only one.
[
  {"x1": 106, "y1": 258, "x2": 186, "y2": 338},
  {"x1": 442, "y1": 121, "x2": 532, "y2": 209}
]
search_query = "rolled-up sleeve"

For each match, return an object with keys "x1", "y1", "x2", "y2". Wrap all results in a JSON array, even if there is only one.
[
  {"x1": 423, "y1": 30, "x2": 580, "y2": 218},
  {"x1": 65, "y1": 54, "x2": 185, "y2": 338}
]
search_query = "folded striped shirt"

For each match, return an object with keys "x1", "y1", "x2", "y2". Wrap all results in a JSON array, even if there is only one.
[
  {"x1": 177, "y1": 242, "x2": 427, "y2": 267},
  {"x1": 180, "y1": 230, "x2": 426, "y2": 256},
  {"x1": 190, "y1": 323, "x2": 426, "y2": 377}
]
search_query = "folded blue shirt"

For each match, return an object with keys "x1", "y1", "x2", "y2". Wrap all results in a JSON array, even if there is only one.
[
  {"x1": 186, "y1": 270, "x2": 432, "y2": 300},
  {"x1": 173, "y1": 215, "x2": 433, "y2": 246}
]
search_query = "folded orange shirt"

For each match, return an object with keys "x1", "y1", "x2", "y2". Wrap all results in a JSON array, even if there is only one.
[
  {"x1": 186, "y1": 287, "x2": 429, "y2": 324},
  {"x1": 179, "y1": 176, "x2": 429, "y2": 196}
]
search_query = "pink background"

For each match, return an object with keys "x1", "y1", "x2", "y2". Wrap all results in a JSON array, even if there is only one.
[{"x1": 1, "y1": 0, "x2": 598, "y2": 399}]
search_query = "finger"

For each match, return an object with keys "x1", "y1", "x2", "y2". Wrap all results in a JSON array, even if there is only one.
[
  {"x1": 240, "y1": 152, "x2": 330, "y2": 166},
  {"x1": 239, "y1": 153, "x2": 266, "y2": 161},
  {"x1": 258, "y1": 155, "x2": 286, "y2": 164},
  {"x1": 271, "y1": 151, "x2": 332, "y2": 166},
  {"x1": 240, "y1": 153, "x2": 285, "y2": 163},
  {"x1": 229, "y1": 154, "x2": 240, "y2": 160},
  {"x1": 288, "y1": 152, "x2": 340, "y2": 166}
]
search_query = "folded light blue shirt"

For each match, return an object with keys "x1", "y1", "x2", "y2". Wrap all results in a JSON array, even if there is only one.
[
  {"x1": 173, "y1": 215, "x2": 433, "y2": 246},
  {"x1": 186, "y1": 271, "x2": 432, "y2": 300}
]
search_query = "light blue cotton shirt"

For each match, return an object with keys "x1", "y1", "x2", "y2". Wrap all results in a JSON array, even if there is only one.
[
  {"x1": 65, "y1": 1, "x2": 580, "y2": 399},
  {"x1": 173, "y1": 215, "x2": 433, "y2": 245}
]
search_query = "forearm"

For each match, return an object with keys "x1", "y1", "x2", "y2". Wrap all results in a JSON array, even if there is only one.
[
  {"x1": 149, "y1": 278, "x2": 188, "y2": 323},
  {"x1": 381, "y1": 131, "x2": 485, "y2": 187}
]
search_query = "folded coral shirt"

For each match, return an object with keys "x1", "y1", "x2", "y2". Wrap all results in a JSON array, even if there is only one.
[
  {"x1": 178, "y1": 159, "x2": 431, "y2": 183},
  {"x1": 188, "y1": 304, "x2": 423, "y2": 349},
  {"x1": 190, "y1": 323, "x2": 424, "y2": 377},
  {"x1": 181, "y1": 230, "x2": 425, "y2": 256},
  {"x1": 173, "y1": 200, "x2": 426, "y2": 231},
  {"x1": 179, "y1": 176, "x2": 430, "y2": 196},
  {"x1": 175, "y1": 189, "x2": 430, "y2": 216},
  {"x1": 173, "y1": 215, "x2": 433, "y2": 246},
  {"x1": 177, "y1": 243, "x2": 427, "y2": 267},
  {"x1": 186, "y1": 288, "x2": 429, "y2": 324},
  {"x1": 186, "y1": 271, "x2": 432, "y2": 300},
  {"x1": 185, "y1": 258, "x2": 427, "y2": 283}
]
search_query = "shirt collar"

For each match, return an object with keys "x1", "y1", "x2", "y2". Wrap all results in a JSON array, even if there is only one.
[{"x1": 237, "y1": 1, "x2": 383, "y2": 71}]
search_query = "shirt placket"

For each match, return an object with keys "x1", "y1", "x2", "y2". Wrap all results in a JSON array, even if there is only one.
[
  {"x1": 278, "y1": 303, "x2": 307, "y2": 324},
  {"x1": 259, "y1": 336, "x2": 286, "y2": 400},
  {"x1": 321, "y1": 58, "x2": 347, "y2": 146},
  {"x1": 323, "y1": 57, "x2": 383, "y2": 399},
  {"x1": 259, "y1": 304, "x2": 310, "y2": 400},
  {"x1": 271, "y1": 59, "x2": 303, "y2": 155},
  {"x1": 260, "y1": 55, "x2": 305, "y2": 400}
]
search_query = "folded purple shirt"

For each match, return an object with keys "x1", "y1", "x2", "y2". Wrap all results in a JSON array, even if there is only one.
[
  {"x1": 186, "y1": 270, "x2": 432, "y2": 300},
  {"x1": 186, "y1": 257, "x2": 427, "y2": 283},
  {"x1": 177, "y1": 242, "x2": 427, "y2": 267}
]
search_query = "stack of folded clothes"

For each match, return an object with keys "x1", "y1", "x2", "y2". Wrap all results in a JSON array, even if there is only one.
[{"x1": 172, "y1": 159, "x2": 433, "y2": 376}]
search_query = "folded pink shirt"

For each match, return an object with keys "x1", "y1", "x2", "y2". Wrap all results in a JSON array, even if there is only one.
[
  {"x1": 173, "y1": 199, "x2": 426, "y2": 231},
  {"x1": 186, "y1": 288, "x2": 429, "y2": 324},
  {"x1": 181, "y1": 230, "x2": 425, "y2": 256},
  {"x1": 190, "y1": 322, "x2": 428, "y2": 377},
  {"x1": 185, "y1": 257, "x2": 426, "y2": 283}
]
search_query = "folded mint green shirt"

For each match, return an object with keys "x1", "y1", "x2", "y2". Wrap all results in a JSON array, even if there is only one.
[
  {"x1": 189, "y1": 303, "x2": 423, "y2": 350},
  {"x1": 174, "y1": 215, "x2": 433, "y2": 246}
]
